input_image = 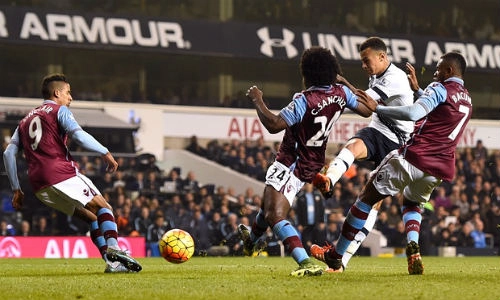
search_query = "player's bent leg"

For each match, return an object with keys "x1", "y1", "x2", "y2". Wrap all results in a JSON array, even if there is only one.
[
  {"x1": 268, "y1": 215, "x2": 321, "y2": 276},
  {"x1": 319, "y1": 199, "x2": 374, "y2": 273},
  {"x1": 341, "y1": 204, "x2": 380, "y2": 267},
  {"x1": 101, "y1": 207, "x2": 142, "y2": 272},
  {"x1": 78, "y1": 203, "x2": 141, "y2": 272},
  {"x1": 89, "y1": 197, "x2": 143, "y2": 272},
  {"x1": 264, "y1": 173, "x2": 322, "y2": 275},
  {"x1": 324, "y1": 144, "x2": 359, "y2": 186},
  {"x1": 89, "y1": 220, "x2": 108, "y2": 256}
]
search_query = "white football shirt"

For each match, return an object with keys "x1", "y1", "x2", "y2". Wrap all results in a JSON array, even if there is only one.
[{"x1": 365, "y1": 63, "x2": 414, "y2": 145}]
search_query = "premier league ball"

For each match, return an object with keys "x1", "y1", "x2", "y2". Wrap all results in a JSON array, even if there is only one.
[{"x1": 158, "y1": 229, "x2": 195, "y2": 263}]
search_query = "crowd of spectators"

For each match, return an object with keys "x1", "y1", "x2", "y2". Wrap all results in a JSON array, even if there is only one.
[
  {"x1": 235, "y1": 0, "x2": 500, "y2": 42},
  {"x1": 1, "y1": 137, "x2": 499, "y2": 257}
]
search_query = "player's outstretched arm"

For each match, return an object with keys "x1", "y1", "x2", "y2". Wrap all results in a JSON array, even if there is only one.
[
  {"x1": 59, "y1": 106, "x2": 111, "y2": 158},
  {"x1": 356, "y1": 89, "x2": 428, "y2": 121},
  {"x1": 71, "y1": 129, "x2": 111, "y2": 155},
  {"x1": 247, "y1": 85, "x2": 287, "y2": 134}
]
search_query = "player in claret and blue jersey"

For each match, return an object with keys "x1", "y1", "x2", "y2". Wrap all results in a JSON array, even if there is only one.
[
  {"x1": 238, "y1": 46, "x2": 373, "y2": 276},
  {"x1": 3, "y1": 74, "x2": 142, "y2": 273},
  {"x1": 315, "y1": 51, "x2": 472, "y2": 275}
]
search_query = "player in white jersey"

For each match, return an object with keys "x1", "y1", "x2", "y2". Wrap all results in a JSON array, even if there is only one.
[
  {"x1": 364, "y1": 63, "x2": 414, "y2": 147},
  {"x1": 312, "y1": 37, "x2": 414, "y2": 269}
]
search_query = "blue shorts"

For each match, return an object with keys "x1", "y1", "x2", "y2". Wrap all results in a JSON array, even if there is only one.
[{"x1": 351, "y1": 127, "x2": 402, "y2": 166}]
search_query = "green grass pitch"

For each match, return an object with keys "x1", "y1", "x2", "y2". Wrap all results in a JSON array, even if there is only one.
[{"x1": 1, "y1": 256, "x2": 499, "y2": 299}]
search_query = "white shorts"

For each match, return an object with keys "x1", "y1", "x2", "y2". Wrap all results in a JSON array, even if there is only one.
[
  {"x1": 371, "y1": 150, "x2": 442, "y2": 204},
  {"x1": 265, "y1": 161, "x2": 305, "y2": 206},
  {"x1": 35, "y1": 173, "x2": 101, "y2": 216}
]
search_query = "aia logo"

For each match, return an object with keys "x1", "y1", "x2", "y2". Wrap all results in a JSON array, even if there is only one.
[
  {"x1": 117, "y1": 237, "x2": 133, "y2": 255},
  {"x1": 0, "y1": 237, "x2": 21, "y2": 258},
  {"x1": 286, "y1": 184, "x2": 293, "y2": 194}
]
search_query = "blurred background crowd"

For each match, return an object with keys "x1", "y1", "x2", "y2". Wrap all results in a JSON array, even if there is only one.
[{"x1": 1, "y1": 136, "x2": 499, "y2": 257}]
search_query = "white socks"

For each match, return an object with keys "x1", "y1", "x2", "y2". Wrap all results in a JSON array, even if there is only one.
[
  {"x1": 342, "y1": 208, "x2": 378, "y2": 267},
  {"x1": 326, "y1": 148, "x2": 355, "y2": 185}
]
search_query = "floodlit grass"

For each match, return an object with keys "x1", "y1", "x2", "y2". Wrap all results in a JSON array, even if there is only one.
[{"x1": 1, "y1": 256, "x2": 499, "y2": 299}]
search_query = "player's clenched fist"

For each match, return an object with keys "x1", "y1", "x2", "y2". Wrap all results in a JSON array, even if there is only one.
[{"x1": 246, "y1": 85, "x2": 263, "y2": 103}]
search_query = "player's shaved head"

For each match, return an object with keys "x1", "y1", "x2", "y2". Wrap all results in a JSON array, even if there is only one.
[
  {"x1": 41, "y1": 74, "x2": 68, "y2": 99},
  {"x1": 442, "y1": 52, "x2": 467, "y2": 76}
]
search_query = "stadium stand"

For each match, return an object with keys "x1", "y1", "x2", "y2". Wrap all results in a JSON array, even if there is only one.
[
  {"x1": 1, "y1": 136, "x2": 498, "y2": 257},
  {"x1": 0, "y1": 1, "x2": 499, "y2": 257}
]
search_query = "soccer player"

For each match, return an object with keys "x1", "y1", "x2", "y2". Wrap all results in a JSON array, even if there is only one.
[
  {"x1": 238, "y1": 46, "x2": 373, "y2": 276},
  {"x1": 311, "y1": 37, "x2": 414, "y2": 268},
  {"x1": 3, "y1": 74, "x2": 142, "y2": 273},
  {"x1": 313, "y1": 52, "x2": 472, "y2": 274}
]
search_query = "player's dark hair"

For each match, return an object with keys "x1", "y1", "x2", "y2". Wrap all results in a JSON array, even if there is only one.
[
  {"x1": 442, "y1": 51, "x2": 467, "y2": 76},
  {"x1": 41, "y1": 73, "x2": 68, "y2": 99},
  {"x1": 300, "y1": 46, "x2": 342, "y2": 87},
  {"x1": 359, "y1": 37, "x2": 387, "y2": 53}
]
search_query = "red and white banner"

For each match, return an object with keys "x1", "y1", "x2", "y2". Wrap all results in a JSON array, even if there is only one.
[{"x1": 0, "y1": 236, "x2": 146, "y2": 258}]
